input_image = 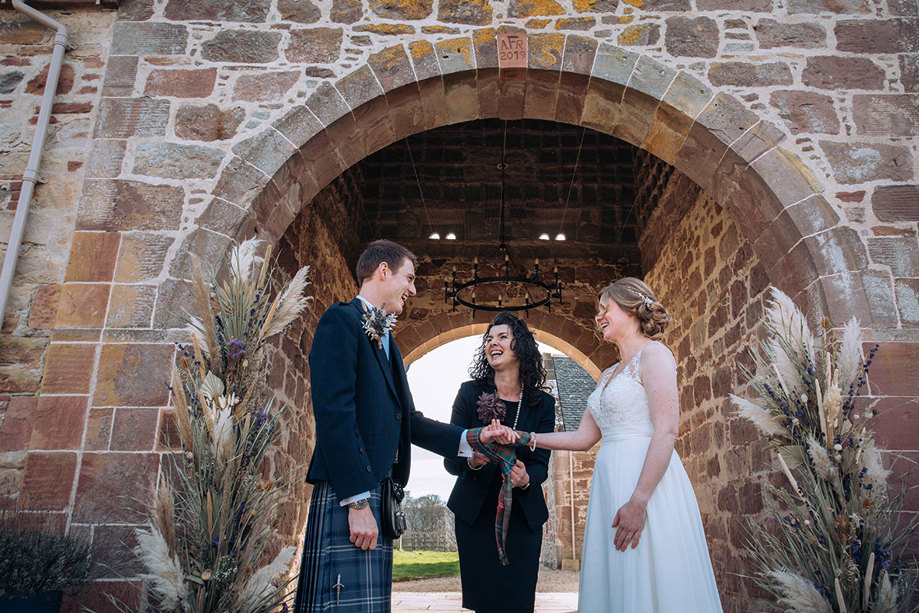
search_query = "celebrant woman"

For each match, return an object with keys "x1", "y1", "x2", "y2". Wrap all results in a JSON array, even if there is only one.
[
  {"x1": 493, "y1": 278, "x2": 723, "y2": 613},
  {"x1": 444, "y1": 312, "x2": 556, "y2": 613}
]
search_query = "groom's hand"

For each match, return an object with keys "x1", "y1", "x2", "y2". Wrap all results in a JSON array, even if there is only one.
[{"x1": 348, "y1": 506, "x2": 378, "y2": 551}]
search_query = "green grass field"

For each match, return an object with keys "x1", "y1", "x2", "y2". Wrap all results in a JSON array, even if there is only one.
[{"x1": 392, "y1": 549, "x2": 460, "y2": 581}]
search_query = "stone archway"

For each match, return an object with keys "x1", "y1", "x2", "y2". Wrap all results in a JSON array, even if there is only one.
[{"x1": 210, "y1": 34, "x2": 871, "y2": 330}]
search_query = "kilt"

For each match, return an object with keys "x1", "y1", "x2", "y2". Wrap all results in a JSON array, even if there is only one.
[{"x1": 293, "y1": 481, "x2": 393, "y2": 613}]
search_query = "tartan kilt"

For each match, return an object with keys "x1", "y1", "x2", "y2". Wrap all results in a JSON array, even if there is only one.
[{"x1": 293, "y1": 481, "x2": 393, "y2": 613}]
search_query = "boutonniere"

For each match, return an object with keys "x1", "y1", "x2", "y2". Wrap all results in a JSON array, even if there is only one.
[
  {"x1": 476, "y1": 391, "x2": 506, "y2": 424},
  {"x1": 361, "y1": 302, "x2": 397, "y2": 349}
]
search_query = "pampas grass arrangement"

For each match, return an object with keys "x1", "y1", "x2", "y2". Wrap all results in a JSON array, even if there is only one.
[
  {"x1": 126, "y1": 238, "x2": 310, "y2": 612},
  {"x1": 732, "y1": 287, "x2": 917, "y2": 613}
]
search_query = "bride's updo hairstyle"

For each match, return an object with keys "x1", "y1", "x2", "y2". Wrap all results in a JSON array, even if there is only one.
[{"x1": 599, "y1": 277, "x2": 671, "y2": 339}]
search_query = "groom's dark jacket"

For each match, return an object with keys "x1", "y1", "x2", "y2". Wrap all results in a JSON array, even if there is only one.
[{"x1": 306, "y1": 298, "x2": 463, "y2": 501}]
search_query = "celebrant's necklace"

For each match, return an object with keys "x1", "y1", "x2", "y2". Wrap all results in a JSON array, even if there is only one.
[{"x1": 509, "y1": 384, "x2": 524, "y2": 429}]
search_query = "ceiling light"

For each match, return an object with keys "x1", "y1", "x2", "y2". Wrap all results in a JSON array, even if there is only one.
[
  {"x1": 539, "y1": 233, "x2": 550, "y2": 240},
  {"x1": 429, "y1": 232, "x2": 440, "y2": 240},
  {"x1": 445, "y1": 233, "x2": 456, "y2": 240},
  {"x1": 555, "y1": 233, "x2": 566, "y2": 241}
]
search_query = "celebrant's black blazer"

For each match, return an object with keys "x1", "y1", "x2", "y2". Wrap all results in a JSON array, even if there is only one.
[
  {"x1": 306, "y1": 298, "x2": 463, "y2": 501},
  {"x1": 444, "y1": 380, "x2": 556, "y2": 531}
]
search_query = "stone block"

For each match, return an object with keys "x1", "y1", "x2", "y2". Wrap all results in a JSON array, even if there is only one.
[
  {"x1": 110, "y1": 408, "x2": 159, "y2": 451},
  {"x1": 665, "y1": 16, "x2": 719, "y2": 58},
  {"x1": 527, "y1": 32, "x2": 564, "y2": 71},
  {"x1": 563, "y1": 35, "x2": 599, "y2": 77},
  {"x1": 708, "y1": 62, "x2": 792, "y2": 87},
  {"x1": 133, "y1": 142, "x2": 225, "y2": 180},
  {"x1": 572, "y1": 0, "x2": 617, "y2": 11},
  {"x1": 769, "y1": 90, "x2": 838, "y2": 134},
  {"x1": 93, "y1": 98, "x2": 169, "y2": 139},
  {"x1": 93, "y1": 344, "x2": 174, "y2": 407},
  {"x1": 106, "y1": 285, "x2": 156, "y2": 328},
  {"x1": 556, "y1": 18, "x2": 596, "y2": 30},
  {"x1": 21, "y1": 452, "x2": 77, "y2": 510},
  {"x1": 195, "y1": 198, "x2": 252, "y2": 238},
  {"x1": 867, "y1": 236, "x2": 919, "y2": 277},
  {"x1": 409, "y1": 41, "x2": 442, "y2": 81},
  {"x1": 40, "y1": 343, "x2": 96, "y2": 395},
  {"x1": 337, "y1": 65, "x2": 384, "y2": 111},
  {"x1": 26, "y1": 63, "x2": 74, "y2": 96},
  {"x1": 86, "y1": 524, "x2": 143, "y2": 579},
  {"x1": 152, "y1": 279, "x2": 193, "y2": 329},
  {"x1": 440, "y1": 0, "x2": 493, "y2": 25},
  {"x1": 77, "y1": 180, "x2": 184, "y2": 231},
  {"x1": 787, "y1": 0, "x2": 869, "y2": 12},
  {"x1": 85, "y1": 408, "x2": 113, "y2": 451},
  {"x1": 0, "y1": 20, "x2": 49, "y2": 45},
  {"x1": 117, "y1": 0, "x2": 155, "y2": 21},
  {"x1": 436, "y1": 37, "x2": 476, "y2": 75},
  {"x1": 754, "y1": 18, "x2": 825, "y2": 48},
  {"x1": 836, "y1": 19, "x2": 919, "y2": 54},
  {"x1": 201, "y1": 30, "x2": 281, "y2": 63},
  {"x1": 894, "y1": 279, "x2": 919, "y2": 325},
  {"x1": 0, "y1": 71, "x2": 24, "y2": 95},
  {"x1": 645, "y1": 71, "x2": 712, "y2": 163},
  {"x1": 272, "y1": 105, "x2": 323, "y2": 149},
  {"x1": 370, "y1": 0, "x2": 433, "y2": 19},
  {"x1": 30, "y1": 396, "x2": 87, "y2": 450},
  {"x1": 820, "y1": 141, "x2": 913, "y2": 184},
  {"x1": 856, "y1": 270, "x2": 899, "y2": 328},
  {"x1": 175, "y1": 104, "x2": 245, "y2": 142},
  {"x1": 29, "y1": 284, "x2": 61, "y2": 330},
  {"x1": 169, "y1": 228, "x2": 232, "y2": 279},
  {"x1": 867, "y1": 342, "x2": 919, "y2": 396},
  {"x1": 615, "y1": 56, "x2": 676, "y2": 147},
  {"x1": 61, "y1": 580, "x2": 141, "y2": 613},
  {"x1": 332, "y1": 0, "x2": 364, "y2": 22},
  {"x1": 853, "y1": 94, "x2": 919, "y2": 137},
  {"x1": 100, "y1": 56, "x2": 138, "y2": 98},
  {"x1": 73, "y1": 452, "x2": 158, "y2": 522},
  {"x1": 509, "y1": 0, "x2": 565, "y2": 17},
  {"x1": 617, "y1": 23, "x2": 660, "y2": 46},
  {"x1": 114, "y1": 233, "x2": 174, "y2": 283},
  {"x1": 64, "y1": 232, "x2": 121, "y2": 283},
  {"x1": 305, "y1": 82, "x2": 351, "y2": 127},
  {"x1": 0, "y1": 396, "x2": 36, "y2": 452},
  {"x1": 699, "y1": 0, "x2": 770, "y2": 8},
  {"x1": 164, "y1": 0, "x2": 270, "y2": 21},
  {"x1": 233, "y1": 70, "x2": 299, "y2": 103},
  {"x1": 286, "y1": 28, "x2": 343, "y2": 64},
  {"x1": 144, "y1": 68, "x2": 217, "y2": 98},
  {"x1": 872, "y1": 185, "x2": 919, "y2": 222},
  {"x1": 232, "y1": 128, "x2": 299, "y2": 178},
  {"x1": 55, "y1": 283, "x2": 110, "y2": 329},
  {"x1": 900, "y1": 54, "x2": 919, "y2": 92},
  {"x1": 279, "y1": 0, "x2": 322, "y2": 22},
  {"x1": 369, "y1": 45, "x2": 418, "y2": 93},
  {"x1": 111, "y1": 22, "x2": 188, "y2": 56},
  {"x1": 84, "y1": 140, "x2": 127, "y2": 178},
  {"x1": 802, "y1": 56, "x2": 884, "y2": 90}
]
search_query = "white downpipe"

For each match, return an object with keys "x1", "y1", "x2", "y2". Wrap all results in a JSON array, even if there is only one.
[
  {"x1": 569, "y1": 450, "x2": 576, "y2": 563},
  {"x1": 0, "y1": 1, "x2": 69, "y2": 322}
]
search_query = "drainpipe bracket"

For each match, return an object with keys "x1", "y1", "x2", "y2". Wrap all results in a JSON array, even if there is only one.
[{"x1": 22, "y1": 169, "x2": 46, "y2": 185}]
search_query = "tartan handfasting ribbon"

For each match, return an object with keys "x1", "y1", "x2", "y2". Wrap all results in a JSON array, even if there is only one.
[{"x1": 465, "y1": 427, "x2": 533, "y2": 566}]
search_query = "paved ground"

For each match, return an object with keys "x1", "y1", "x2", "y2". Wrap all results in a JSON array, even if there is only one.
[{"x1": 392, "y1": 568, "x2": 579, "y2": 612}]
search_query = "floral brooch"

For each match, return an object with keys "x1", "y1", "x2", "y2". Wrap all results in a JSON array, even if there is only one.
[
  {"x1": 361, "y1": 303, "x2": 397, "y2": 349},
  {"x1": 476, "y1": 391, "x2": 506, "y2": 424}
]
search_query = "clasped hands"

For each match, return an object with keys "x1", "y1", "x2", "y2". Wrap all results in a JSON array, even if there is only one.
[{"x1": 467, "y1": 420, "x2": 529, "y2": 488}]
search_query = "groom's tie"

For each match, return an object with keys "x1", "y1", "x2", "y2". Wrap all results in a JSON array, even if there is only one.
[{"x1": 382, "y1": 332, "x2": 390, "y2": 360}]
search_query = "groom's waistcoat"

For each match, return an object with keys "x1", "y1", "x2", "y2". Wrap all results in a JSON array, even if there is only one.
[{"x1": 306, "y1": 299, "x2": 460, "y2": 501}]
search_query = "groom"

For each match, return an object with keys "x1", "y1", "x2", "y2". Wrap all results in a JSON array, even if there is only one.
[{"x1": 294, "y1": 239, "x2": 507, "y2": 612}]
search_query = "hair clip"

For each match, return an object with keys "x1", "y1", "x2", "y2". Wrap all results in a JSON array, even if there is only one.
[{"x1": 630, "y1": 288, "x2": 654, "y2": 308}]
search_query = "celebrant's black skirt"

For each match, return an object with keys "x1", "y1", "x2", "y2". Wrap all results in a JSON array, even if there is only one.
[{"x1": 454, "y1": 484, "x2": 542, "y2": 613}]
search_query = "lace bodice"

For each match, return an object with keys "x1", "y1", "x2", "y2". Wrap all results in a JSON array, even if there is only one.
[{"x1": 587, "y1": 344, "x2": 656, "y2": 442}]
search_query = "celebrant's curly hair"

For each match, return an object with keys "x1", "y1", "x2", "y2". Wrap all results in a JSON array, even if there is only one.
[{"x1": 469, "y1": 312, "x2": 546, "y2": 406}]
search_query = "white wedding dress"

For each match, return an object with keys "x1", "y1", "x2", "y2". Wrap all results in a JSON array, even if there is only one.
[{"x1": 577, "y1": 342, "x2": 723, "y2": 612}]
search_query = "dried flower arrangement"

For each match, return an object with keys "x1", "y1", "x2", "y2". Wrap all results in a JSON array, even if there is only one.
[
  {"x1": 732, "y1": 287, "x2": 917, "y2": 612},
  {"x1": 121, "y1": 238, "x2": 311, "y2": 612}
]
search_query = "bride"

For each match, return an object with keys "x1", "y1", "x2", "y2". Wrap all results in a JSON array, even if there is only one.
[{"x1": 494, "y1": 277, "x2": 723, "y2": 612}]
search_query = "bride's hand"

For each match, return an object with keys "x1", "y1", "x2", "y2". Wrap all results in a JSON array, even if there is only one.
[
  {"x1": 480, "y1": 419, "x2": 519, "y2": 445},
  {"x1": 611, "y1": 499, "x2": 647, "y2": 551}
]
